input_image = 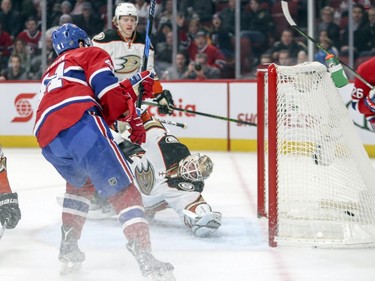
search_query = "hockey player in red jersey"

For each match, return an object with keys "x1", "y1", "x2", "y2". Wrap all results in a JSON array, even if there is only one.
[
  {"x1": 351, "y1": 56, "x2": 375, "y2": 129},
  {"x1": 89, "y1": 3, "x2": 221, "y2": 237},
  {"x1": 34, "y1": 23, "x2": 175, "y2": 280},
  {"x1": 0, "y1": 145, "x2": 21, "y2": 230}
]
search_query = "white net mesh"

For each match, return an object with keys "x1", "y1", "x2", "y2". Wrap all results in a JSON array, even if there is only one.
[{"x1": 263, "y1": 62, "x2": 375, "y2": 247}]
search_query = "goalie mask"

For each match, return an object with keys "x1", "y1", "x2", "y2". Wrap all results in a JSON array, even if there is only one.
[{"x1": 178, "y1": 154, "x2": 213, "y2": 182}]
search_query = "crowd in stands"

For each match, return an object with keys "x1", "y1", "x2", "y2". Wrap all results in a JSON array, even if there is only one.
[{"x1": 0, "y1": 0, "x2": 375, "y2": 81}]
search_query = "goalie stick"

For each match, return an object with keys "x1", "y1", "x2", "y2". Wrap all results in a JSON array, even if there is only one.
[
  {"x1": 281, "y1": 0, "x2": 374, "y2": 90},
  {"x1": 158, "y1": 118, "x2": 188, "y2": 129},
  {"x1": 144, "y1": 101, "x2": 256, "y2": 126},
  {"x1": 137, "y1": 0, "x2": 156, "y2": 108}
]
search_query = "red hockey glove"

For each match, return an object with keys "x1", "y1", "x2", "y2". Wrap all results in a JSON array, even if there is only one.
[
  {"x1": 120, "y1": 71, "x2": 155, "y2": 100},
  {"x1": 128, "y1": 114, "x2": 146, "y2": 144}
]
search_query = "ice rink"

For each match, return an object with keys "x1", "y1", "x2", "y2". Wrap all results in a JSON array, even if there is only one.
[{"x1": 1, "y1": 148, "x2": 375, "y2": 281}]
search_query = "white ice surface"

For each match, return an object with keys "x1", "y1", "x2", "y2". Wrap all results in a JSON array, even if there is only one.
[{"x1": 1, "y1": 148, "x2": 375, "y2": 281}]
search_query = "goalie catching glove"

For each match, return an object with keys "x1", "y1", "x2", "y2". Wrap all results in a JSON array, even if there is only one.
[
  {"x1": 154, "y1": 89, "x2": 174, "y2": 115},
  {"x1": 0, "y1": 192, "x2": 21, "y2": 229}
]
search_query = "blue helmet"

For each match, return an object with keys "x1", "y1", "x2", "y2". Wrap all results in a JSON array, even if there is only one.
[{"x1": 52, "y1": 23, "x2": 92, "y2": 55}]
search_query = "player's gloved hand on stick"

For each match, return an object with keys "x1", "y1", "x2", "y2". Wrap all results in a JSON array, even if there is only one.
[
  {"x1": 154, "y1": 89, "x2": 174, "y2": 115},
  {"x1": 120, "y1": 71, "x2": 155, "y2": 100},
  {"x1": 0, "y1": 192, "x2": 21, "y2": 229},
  {"x1": 128, "y1": 108, "x2": 146, "y2": 145}
]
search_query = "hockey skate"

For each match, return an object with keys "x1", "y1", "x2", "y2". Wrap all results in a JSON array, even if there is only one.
[
  {"x1": 126, "y1": 241, "x2": 176, "y2": 281},
  {"x1": 58, "y1": 225, "x2": 85, "y2": 275}
]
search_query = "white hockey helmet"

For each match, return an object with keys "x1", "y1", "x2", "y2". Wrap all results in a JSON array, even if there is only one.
[
  {"x1": 115, "y1": 2, "x2": 138, "y2": 24},
  {"x1": 178, "y1": 153, "x2": 214, "y2": 182}
]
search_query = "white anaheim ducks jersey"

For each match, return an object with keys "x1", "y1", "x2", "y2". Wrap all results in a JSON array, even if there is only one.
[{"x1": 92, "y1": 29, "x2": 155, "y2": 81}]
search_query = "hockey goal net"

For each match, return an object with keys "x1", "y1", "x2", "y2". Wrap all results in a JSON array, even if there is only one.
[{"x1": 257, "y1": 62, "x2": 375, "y2": 248}]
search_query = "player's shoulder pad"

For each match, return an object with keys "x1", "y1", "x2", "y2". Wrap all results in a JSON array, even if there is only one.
[
  {"x1": 92, "y1": 29, "x2": 122, "y2": 43},
  {"x1": 134, "y1": 32, "x2": 155, "y2": 50}
]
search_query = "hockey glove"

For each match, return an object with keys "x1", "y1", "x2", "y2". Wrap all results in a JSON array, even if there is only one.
[
  {"x1": 154, "y1": 89, "x2": 174, "y2": 115},
  {"x1": 0, "y1": 192, "x2": 21, "y2": 229},
  {"x1": 128, "y1": 114, "x2": 146, "y2": 145},
  {"x1": 120, "y1": 71, "x2": 155, "y2": 101}
]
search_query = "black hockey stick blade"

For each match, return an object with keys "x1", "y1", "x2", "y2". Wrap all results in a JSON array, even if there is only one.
[
  {"x1": 137, "y1": 0, "x2": 156, "y2": 108},
  {"x1": 144, "y1": 101, "x2": 256, "y2": 126},
  {"x1": 281, "y1": 0, "x2": 374, "y2": 90}
]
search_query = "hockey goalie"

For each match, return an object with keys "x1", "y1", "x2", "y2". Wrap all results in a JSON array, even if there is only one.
[{"x1": 86, "y1": 110, "x2": 222, "y2": 237}]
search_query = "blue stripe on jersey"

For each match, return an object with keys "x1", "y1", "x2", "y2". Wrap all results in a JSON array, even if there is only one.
[
  {"x1": 91, "y1": 69, "x2": 119, "y2": 99},
  {"x1": 63, "y1": 197, "x2": 90, "y2": 213},
  {"x1": 33, "y1": 96, "x2": 100, "y2": 136},
  {"x1": 118, "y1": 207, "x2": 146, "y2": 226},
  {"x1": 65, "y1": 69, "x2": 86, "y2": 82}
]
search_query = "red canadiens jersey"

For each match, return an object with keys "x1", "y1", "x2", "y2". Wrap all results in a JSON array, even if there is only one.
[
  {"x1": 34, "y1": 46, "x2": 132, "y2": 148},
  {"x1": 352, "y1": 56, "x2": 375, "y2": 121}
]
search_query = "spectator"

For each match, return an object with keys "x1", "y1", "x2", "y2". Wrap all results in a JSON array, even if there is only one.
[
  {"x1": 71, "y1": 0, "x2": 86, "y2": 16},
  {"x1": 276, "y1": 49, "x2": 293, "y2": 66},
  {"x1": 161, "y1": 51, "x2": 189, "y2": 80},
  {"x1": 314, "y1": 31, "x2": 339, "y2": 65},
  {"x1": 0, "y1": 21, "x2": 12, "y2": 71},
  {"x1": 155, "y1": 30, "x2": 173, "y2": 76},
  {"x1": 156, "y1": 0, "x2": 173, "y2": 29},
  {"x1": 179, "y1": 0, "x2": 215, "y2": 25},
  {"x1": 219, "y1": 0, "x2": 235, "y2": 34},
  {"x1": 73, "y1": 2, "x2": 103, "y2": 37},
  {"x1": 27, "y1": 26, "x2": 59, "y2": 80},
  {"x1": 367, "y1": 6, "x2": 375, "y2": 52},
  {"x1": 187, "y1": 29, "x2": 226, "y2": 71},
  {"x1": 240, "y1": 0, "x2": 274, "y2": 56},
  {"x1": 0, "y1": 0, "x2": 23, "y2": 40},
  {"x1": 209, "y1": 13, "x2": 234, "y2": 60},
  {"x1": 154, "y1": 21, "x2": 172, "y2": 46},
  {"x1": 270, "y1": 28, "x2": 307, "y2": 62},
  {"x1": 9, "y1": 38, "x2": 31, "y2": 74},
  {"x1": 17, "y1": 16, "x2": 41, "y2": 56},
  {"x1": 183, "y1": 52, "x2": 221, "y2": 80},
  {"x1": 59, "y1": 14, "x2": 73, "y2": 26},
  {"x1": 316, "y1": 6, "x2": 341, "y2": 49},
  {"x1": 50, "y1": 1, "x2": 73, "y2": 27},
  {"x1": 0, "y1": 54, "x2": 27, "y2": 80},
  {"x1": 341, "y1": 4, "x2": 372, "y2": 57},
  {"x1": 135, "y1": 0, "x2": 149, "y2": 21},
  {"x1": 297, "y1": 50, "x2": 308, "y2": 64},
  {"x1": 178, "y1": 14, "x2": 201, "y2": 50}
]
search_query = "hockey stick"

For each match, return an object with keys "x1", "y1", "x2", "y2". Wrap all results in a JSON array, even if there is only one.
[
  {"x1": 137, "y1": 0, "x2": 156, "y2": 108},
  {"x1": 281, "y1": 0, "x2": 374, "y2": 90},
  {"x1": 0, "y1": 221, "x2": 7, "y2": 240},
  {"x1": 158, "y1": 118, "x2": 188, "y2": 129},
  {"x1": 144, "y1": 101, "x2": 256, "y2": 126}
]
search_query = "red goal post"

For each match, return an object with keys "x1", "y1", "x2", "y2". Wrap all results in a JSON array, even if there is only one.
[{"x1": 257, "y1": 62, "x2": 375, "y2": 248}]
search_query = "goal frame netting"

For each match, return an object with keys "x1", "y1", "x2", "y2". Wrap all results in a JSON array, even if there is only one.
[{"x1": 257, "y1": 62, "x2": 375, "y2": 248}]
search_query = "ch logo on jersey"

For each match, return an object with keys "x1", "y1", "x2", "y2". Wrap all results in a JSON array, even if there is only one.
[
  {"x1": 134, "y1": 159, "x2": 155, "y2": 195},
  {"x1": 115, "y1": 55, "x2": 141, "y2": 74}
]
